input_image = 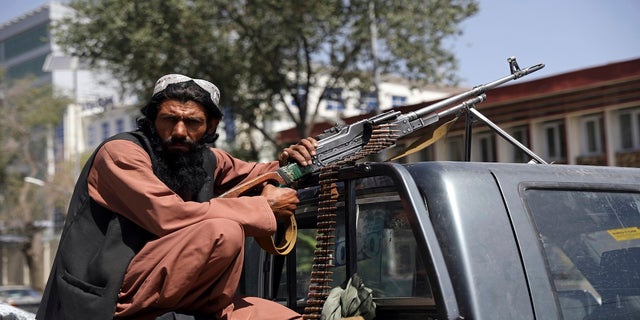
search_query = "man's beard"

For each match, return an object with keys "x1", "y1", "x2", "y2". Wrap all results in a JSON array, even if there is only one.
[{"x1": 149, "y1": 134, "x2": 208, "y2": 201}]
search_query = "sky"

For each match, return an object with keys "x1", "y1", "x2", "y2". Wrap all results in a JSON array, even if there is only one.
[
  {"x1": 2, "y1": 0, "x2": 639, "y2": 87},
  {"x1": 452, "y1": 1, "x2": 640, "y2": 86}
]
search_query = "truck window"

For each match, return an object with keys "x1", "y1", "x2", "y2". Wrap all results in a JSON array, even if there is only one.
[
  {"x1": 274, "y1": 184, "x2": 348, "y2": 308},
  {"x1": 353, "y1": 182, "x2": 432, "y2": 300},
  {"x1": 524, "y1": 189, "x2": 640, "y2": 320},
  {"x1": 281, "y1": 175, "x2": 434, "y2": 315}
]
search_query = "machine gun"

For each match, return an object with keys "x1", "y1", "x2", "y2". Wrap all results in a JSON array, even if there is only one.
[{"x1": 221, "y1": 57, "x2": 545, "y2": 256}]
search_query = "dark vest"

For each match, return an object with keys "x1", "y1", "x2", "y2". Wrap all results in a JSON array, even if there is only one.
[{"x1": 36, "y1": 131, "x2": 217, "y2": 320}]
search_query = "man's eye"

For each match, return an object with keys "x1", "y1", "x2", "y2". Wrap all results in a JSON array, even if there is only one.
[
  {"x1": 185, "y1": 119, "x2": 204, "y2": 126},
  {"x1": 161, "y1": 115, "x2": 179, "y2": 122}
]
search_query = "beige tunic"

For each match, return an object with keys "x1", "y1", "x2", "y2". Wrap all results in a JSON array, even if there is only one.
[
  {"x1": 87, "y1": 139, "x2": 301, "y2": 320},
  {"x1": 88, "y1": 139, "x2": 279, "y2": 238}
]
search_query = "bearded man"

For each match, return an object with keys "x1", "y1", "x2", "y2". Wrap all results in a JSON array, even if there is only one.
[{"x1": 37, "y1": 74, "x2": 316, "y2": 320}]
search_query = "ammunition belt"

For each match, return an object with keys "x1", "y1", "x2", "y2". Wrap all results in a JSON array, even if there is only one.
[{"x1": 303, "y1": 124, "x2": 397, "y2": 319}]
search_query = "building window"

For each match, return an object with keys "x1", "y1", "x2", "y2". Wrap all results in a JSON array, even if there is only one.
[
  {"x1": 54, "y1": 125, "x2": 65, "y2": 162},
  {"x1": 618, "y1": 108, "x2": 640, "y2": 151},
  {"x1": 290, "y1": 85, "x2": 307, "y2": 109},
  {"x1": 6, "y1": 55, "x2": 48, "y2": 79},
  {"x1": 580, "y1": 115, "x2": 603, "y2": 155},
  {"x1": 447, "y1": 135, "x2": 464, "y2": 161},
  {"x1": 419, "y1": 145, "x2": 434, "y2": 162},
  {"x1": 101, "y1": 122, "x2": 111, "y2": 141},
  {"x1": 3, "y1": 23, "x2": 49, "y2": 60},
  {"x1": 510, "y1": 125, "x2": 529, "y2": 163},
  {"x1": 360, "y1": 92, "x2": 378, "y2": 113},
  {"x1": 223, "y1": 105, "x2": 236, "y2": 143},
  {"x1": 543, "y1": 121, "x2": 566, "y2": 162},
  {"x1": 87, "y1": 124, "x2": 97, "y2": 147},
  {"x1": 474, "y1": 133, "x2": 495, "y2": 162},
  {"x1": 324, "y1": 87, "x2": 344, "y2": 111},
  {"x1": 115, "y1": 118, "x2": 125, "y2": 133},
  {"x1": 391, "y1": 95, "x2": 407, "y2": 108}
]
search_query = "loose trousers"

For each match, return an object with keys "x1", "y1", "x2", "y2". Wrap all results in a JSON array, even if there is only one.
[{"x1": 114, "y1": 218, "x2": 302, "y2": 320}]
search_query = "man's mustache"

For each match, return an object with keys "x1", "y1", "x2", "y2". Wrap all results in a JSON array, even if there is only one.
[{"x1": 163, "y1": 137, "x2": 197, "y2": 150}]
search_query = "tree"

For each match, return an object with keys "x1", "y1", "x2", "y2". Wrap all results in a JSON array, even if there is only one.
[
  {"x1": 0, "y1": 73, "x2": 70, "y2": 290},
  {"x1": 54, "y1": 0, "x2": 478, "y2": 158}
]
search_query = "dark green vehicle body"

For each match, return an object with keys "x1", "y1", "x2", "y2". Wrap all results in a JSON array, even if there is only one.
[{"x1": 239, "y1": 161, "x2": 640, "y2": 320}]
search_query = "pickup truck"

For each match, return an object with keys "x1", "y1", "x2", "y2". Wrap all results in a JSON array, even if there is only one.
[{"x1": 238, "y1": 160, "x2": 640, "y2": 320}]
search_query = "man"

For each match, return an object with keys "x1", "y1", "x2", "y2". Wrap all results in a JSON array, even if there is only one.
[{"x1": 37, "y1": 74, "x2": 317, "y2": 320}]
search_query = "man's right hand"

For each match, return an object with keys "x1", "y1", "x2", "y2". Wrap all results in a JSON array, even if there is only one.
[{"x1": 261, "y1": 184, "x2": 299, "y2": 221}]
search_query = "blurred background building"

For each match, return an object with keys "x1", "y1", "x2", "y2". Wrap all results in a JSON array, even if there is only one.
[
  {"x1": 0, "y1": 1, "x2": 139, "y2": 290},
  {"x1": 1, "y1": 1, "x2": 639, "y2": 292}
]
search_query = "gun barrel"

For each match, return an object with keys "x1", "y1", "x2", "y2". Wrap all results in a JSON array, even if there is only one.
[
  {"x1": 413, "y1": 63, "x2": 544, "y2": 119},
  {"x1": 437, "y1": 94, "x2": 487, "y2": 119},
  {"x1": 394, "y1": 94, "x2": 487, "y2": 139}
]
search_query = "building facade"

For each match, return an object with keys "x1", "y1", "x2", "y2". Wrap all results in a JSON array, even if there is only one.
[
  {"x1": 431, "y1": 58, "x2": 640, "y2": 167},
  {"x1": 0, "y1": 1, "x2": 139, "y2": 166}
]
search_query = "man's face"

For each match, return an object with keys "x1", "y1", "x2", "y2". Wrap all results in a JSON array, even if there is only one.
[{"x1": 154, "y1": 99, "x2": 219, "y2": 152}]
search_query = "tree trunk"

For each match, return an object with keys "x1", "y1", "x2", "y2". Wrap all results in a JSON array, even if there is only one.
[{"x1": 24, "y1": 229, "x2": 44, "y2": 291}]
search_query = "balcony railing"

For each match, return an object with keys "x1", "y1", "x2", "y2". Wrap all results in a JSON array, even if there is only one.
[{"x1": 615, "y1": 150, "x2": 640, "y2": 167}]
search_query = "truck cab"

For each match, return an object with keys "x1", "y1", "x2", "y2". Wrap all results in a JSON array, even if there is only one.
[{"x1": 240, "y1": 161, "x2": 640, "y2": 319}]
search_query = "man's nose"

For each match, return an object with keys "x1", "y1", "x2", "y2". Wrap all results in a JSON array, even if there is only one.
[{"x1": 172, "y1": 121, "x2": 188, "y2": 138}]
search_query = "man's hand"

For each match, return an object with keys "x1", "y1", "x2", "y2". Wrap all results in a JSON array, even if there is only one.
[
  {"x1": 278, "y1": 137, "x2": 318, "y2": 167},
  {"x1": 261, "y1": 184, "x2": 299, "y2": 221}
]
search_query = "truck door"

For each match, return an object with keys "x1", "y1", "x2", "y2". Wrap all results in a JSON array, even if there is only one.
[
  {"x1": 493, "y1": 165, "x2": 640, "y2": 320},
  {"x1": 244, "y1": 163, "x2": 459, "y2": 319}
]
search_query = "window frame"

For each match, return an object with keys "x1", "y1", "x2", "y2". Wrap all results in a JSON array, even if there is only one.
[
  {"x1": 324, "y1": 87, "x2": 345, "y2": 111},
  {"x1": 617, "y1": 108, "x2": 640, "y2": 151},
  {"x1": 391, "y1": 95, "x2": 407, "y2": 108},
  {"x1": 580, "y1": 114, "x2": 604, "y2": 156},
  {"x1": 542, "y1": 120, "x2": 567, "y2": 162},
  {"x1": 510, "y1": 125, "x2": 530, "y2": 163},
  {"x1": 472, "y1": 132, "x2": 496, "y2": 162}
]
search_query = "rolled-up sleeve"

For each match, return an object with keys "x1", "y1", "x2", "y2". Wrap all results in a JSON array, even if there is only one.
[{"x1": 88, "y1": 139, "x2": 279, "y2": 237}]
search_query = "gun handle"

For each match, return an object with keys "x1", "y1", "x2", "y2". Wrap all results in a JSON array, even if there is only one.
[{"x1": 218, "y1": 171, "x2": 297, "y2": 255}]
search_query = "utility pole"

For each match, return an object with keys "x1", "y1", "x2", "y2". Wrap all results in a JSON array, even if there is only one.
[
  {"x1": 369, "y1": 1, "x2": 381, "y2": 115},
  {"x1": 369, "y1": 1, "x2": 385, "y2": 162}
]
